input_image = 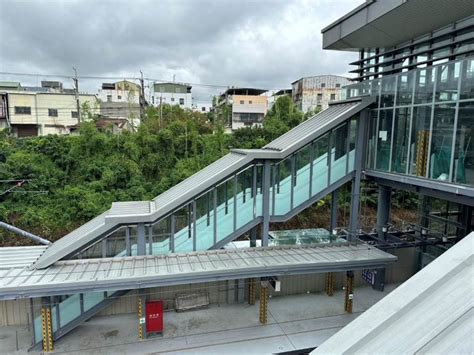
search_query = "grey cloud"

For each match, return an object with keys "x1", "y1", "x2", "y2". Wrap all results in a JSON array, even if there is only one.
[{"x1": 0, "y1": 0, "x2": 358, "y2": 99}]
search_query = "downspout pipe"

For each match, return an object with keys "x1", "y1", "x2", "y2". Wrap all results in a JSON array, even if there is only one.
[{"x1": 0, "y1": 221, "x2": 52, "y2": 245}]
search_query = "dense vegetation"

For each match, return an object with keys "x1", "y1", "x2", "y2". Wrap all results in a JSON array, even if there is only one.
[
  {"x1": 0, "y1": 96, "x2": 309, "y2": 245},
  {"x1": 0, "y1": 95, "x2": 418, "y2": 246}
]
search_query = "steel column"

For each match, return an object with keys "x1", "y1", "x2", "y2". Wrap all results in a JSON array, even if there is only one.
[
  {"x1": 170, "y1": 214, "x2": 175, "y2": 253},
  {"x1": 233, "y1": 175, "x2": 237, "y2": 232},
  {"x1": 126, "y1": 227, "x2": 131, "y2": 256},
  {"x1": 325, "y1": 272, "x2": 335, "y2": 296},
  {"x1": 192, "y1": 200, "x2": 197, "y2": 251},
  {"x1": 330, "y1": 189, "x2": 339, "y2": 234},
  {"x1": 344, "y1": 271, "x2": 354, "y2": 313},
  {"x1": 261, "y1": 160, "x2": 271, "y2": 246},
  {"x1": 349, "y1": 110, "x2": 369, "y2": 239},
  {"x1": 376, "y1": 185, "x2": 392, "y2": 241},
  {"x1": 213, "y1": 189, "x2": 217, "y2": 245},
  {"x1": 137, "y1": 223, "x2": 146, "y2": 256},
  {"x1": 248, "y1": 278, "x2": 256, "y2": 305},
  {"x1": 250, "y1": 227, "x2": 257, "y2": 247}
]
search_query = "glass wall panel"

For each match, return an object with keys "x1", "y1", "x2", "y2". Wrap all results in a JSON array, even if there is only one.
[
  {"x1": 429, "y1": 103, "x2": 456, "y2": 181},
  {"x1": 460, "y1": 58, "x2": 474, "y2": 100},
  {"x1": 348, "y1": 118, "x2": 357, "y2": 172},
  {"x1": 105, "y1": 227, "x2": 126, "y2": 257},
  {"x1": 435, "y1": 62, "x2": 461, "y2": 102},
  {"x1": 391, "y1": 108, "x2": 411, "y2": 173},
  {"x1": 195, "y1": 191, "x2": 214, "y2": 250},
  {"x1": 453, "y1": 101, "x2": 474, "y2": 186},
  {"x1": 375, "y1": 109, "x2": 393, "y2": 171},
  {"x1": 236, "y1": 167, "x2": 255, "y2": 229},
  {"x1": 311, "y1": 134, "x2": 329, "y2": 195},
  {"x1": 58, "y1": 294, "x2": 81, "y2": 327},
  {"x1": 414, "y1": 67, "x2": 436, "y2": 104},
  {"x1": 409, "y1": 105, "x2": 432, "y2": 176},
  {"x1": 83, "y1": 292, "x2": 105, "y2": 312},
  {"x1": 330, "y1": 123, "x2": 348, "y2": 183},
  {"x1": 173, "y1": 204, "x2": 192, "y2": 252},
  {"x1": 151, "y1": 216, "x2": 171, "y2": 255},
  {"x1": 293, "y1": 144, "x2": 311, "y2": 207},
  {"x1": 380, "y1": 76, "x2": 396, "y2": 108},
  {"x1": 216, "y1": 177, "x2": 235, "y2": 243},
  {"x1": 129, "y1": 226, "x2": 137, "y2": 256},
  {"x1": 397, "y1": 71, "x2": 414, "y2": 106},
  {"x1": 274, "y1": 157, "x2": 292, "y2": 216}
]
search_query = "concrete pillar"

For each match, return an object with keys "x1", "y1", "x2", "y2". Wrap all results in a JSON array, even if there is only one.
[
  {"x1": 330, "y1": 189, "x2": 338, "y2": 234},
  {"x1": 376, "y1": 185, "x2": 392, "y2": 241}
]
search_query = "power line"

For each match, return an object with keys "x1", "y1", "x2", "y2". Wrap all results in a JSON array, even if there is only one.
[{"x1": 0, "y1": 70, "x2": 290, "y2": 92}]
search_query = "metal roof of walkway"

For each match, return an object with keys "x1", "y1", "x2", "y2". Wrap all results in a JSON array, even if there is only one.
[{"x1": 0, "y1": 242, "x2": 396, "y2": 300}]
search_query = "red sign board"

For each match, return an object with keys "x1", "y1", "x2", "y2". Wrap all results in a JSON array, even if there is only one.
[{"x1": 146, "y1": 300, "x2": 163, "y2": 333}]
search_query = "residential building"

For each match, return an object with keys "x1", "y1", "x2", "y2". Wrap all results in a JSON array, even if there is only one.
[
  {"x1": 291, "y1": 75, "x2": 351, "y2": 112},
  {"x1": 151, "y1": 82, "x2": 192, "y2": 109},
  {"x1": 98, "y1": 80, "x2": 140, "y2": 104},
  {"x1": 99, "y1": 101, "x2": 140, "y2": 129},
  {"x1": 217, "y1": 87, "x2": 268, "y2": 130},
  {"x1": 192, "y1": 102, "x2": 212, "y2": 114},
  {"x1": 0, "y1": 81, "x2": 98, "y2": 136}
]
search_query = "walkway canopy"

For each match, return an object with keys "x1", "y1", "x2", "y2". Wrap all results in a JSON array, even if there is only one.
[{"x1": 0, "y1": 243, "x2": 396, "y2": 300}]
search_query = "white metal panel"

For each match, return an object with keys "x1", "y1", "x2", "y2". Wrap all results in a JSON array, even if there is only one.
[{"x1": 313, "y1": 232, "x2": 474, "y2": 354}]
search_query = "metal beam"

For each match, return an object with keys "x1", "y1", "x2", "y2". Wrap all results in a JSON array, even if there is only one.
[{"x1": 0, "y1": 222, "x2": 51, "y2": 245}]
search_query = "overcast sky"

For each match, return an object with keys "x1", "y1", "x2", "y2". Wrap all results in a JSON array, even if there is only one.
[{"x1": 0, "y1": 0, "x2": 359, "y2": 102}]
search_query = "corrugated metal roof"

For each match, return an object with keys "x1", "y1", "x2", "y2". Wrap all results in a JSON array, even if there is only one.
[
  {"x1": 0, "y1": 246, "x2": 48, "y2": 269},
  {"x1": 264, "y1": 97, "x2": 373, "y2": 152},
  {"x1": 32, "y1": 98, "x2": 373, "y2": 270},
  {"x1": 109, "y1": 201, "x2": 152, "y2": 216},
  {"x1": 312, "y1": 232, "x2": 474, "y2": 354},
  {"x1": 0, "y1": 243, "x2": 396, "y2": 300},
  {"x1": 32, "y1": 211, "x2": 111, "y2": 269}
]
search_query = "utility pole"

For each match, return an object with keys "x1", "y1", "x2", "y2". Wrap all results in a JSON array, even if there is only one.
[
  {"x1": 160, "y1": 94, "x2": 163, "y2": 128},
  {"x1": 139, "y1": 70, "x2": 146, "y2": 123},
  {"x1": 73, "y1": 67, "x2": 80, "y2": 123}
]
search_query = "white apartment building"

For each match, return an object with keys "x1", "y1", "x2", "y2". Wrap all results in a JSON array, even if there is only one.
[
  {"x1": 192, "y1": 102, "x2": 212, "y2": 114},
  {"x1": 291, "y1": 75, "x2": 351, "y2": 112},
  {"x1": 151, "y1": 82, "x2": 192, "y2": 109}
]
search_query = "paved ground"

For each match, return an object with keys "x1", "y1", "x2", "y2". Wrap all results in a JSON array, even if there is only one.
[{"x1": 0, "y1": 284, "x2": 398, "y2": 354}]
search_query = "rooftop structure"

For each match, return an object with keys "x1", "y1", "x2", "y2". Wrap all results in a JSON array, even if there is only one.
[
  {"x1": 151, "y1": 82, "x2": 192, "y2": 109},
  {"x1": 314, "y1": 231, "x2": 474, "y2": 354}
]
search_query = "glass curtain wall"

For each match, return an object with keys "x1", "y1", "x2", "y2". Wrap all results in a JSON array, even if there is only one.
[{"x1": 365, "y1": 57, "x2": 474, "y2": 186}]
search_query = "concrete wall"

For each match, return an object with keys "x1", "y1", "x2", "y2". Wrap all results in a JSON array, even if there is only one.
[{"x1": 0, "y1": 248, "x2": 418, "y2": 326}]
